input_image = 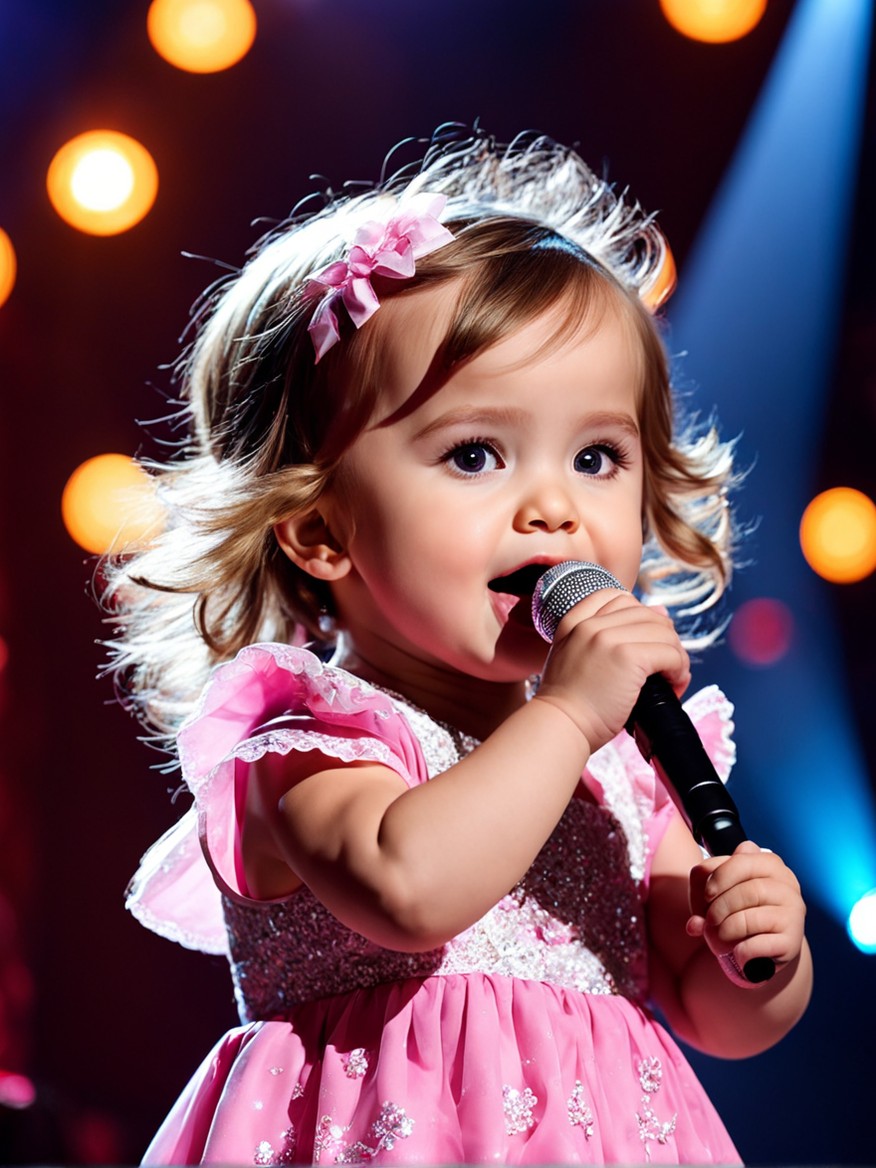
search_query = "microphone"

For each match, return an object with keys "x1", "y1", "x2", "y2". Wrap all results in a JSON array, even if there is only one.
[{"x1": 532, "y1": 560, "x2": 775, "y2": 985}]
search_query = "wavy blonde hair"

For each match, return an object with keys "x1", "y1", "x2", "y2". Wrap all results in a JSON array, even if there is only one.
[{"x1": 102, "y1": 127, "x2": 737, "y2": 739}]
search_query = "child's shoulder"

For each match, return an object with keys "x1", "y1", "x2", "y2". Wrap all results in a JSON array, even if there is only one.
[
  {"x1": 177, "y1": 642, "x2": 411, "y2": 789},
  {"x1": 126, "y1": 643, "x2": 430, "y2": 953}
]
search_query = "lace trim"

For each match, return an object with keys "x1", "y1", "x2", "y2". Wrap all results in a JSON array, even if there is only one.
[
  {"x1": 230, "y1": 727, "x2": 400, "y2": 773},
  {"x1": 178, "y1": 644, "x2": 401, "y2": 796},
  {"x1": 126, "y1": 896, "x2": 228, "y2": 956},
  {"x1": 682, "y1": 684, "x2": 736, "y2": 780}
]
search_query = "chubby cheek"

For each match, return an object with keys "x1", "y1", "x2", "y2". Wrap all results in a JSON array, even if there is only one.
[
  {"x1": 371, "y1": 490, "x2": 487, "y2": 573},
  {"x1": 618, "y1": 537, "x2": 645, "y2": 592},
  {"x1": 601, "y1": 490, "x2": 646, "y2": 591}
]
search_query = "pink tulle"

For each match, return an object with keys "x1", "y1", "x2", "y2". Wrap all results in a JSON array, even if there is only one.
[{"x1": 145, "y1": 973, "x2": 739, "y2": 1165}]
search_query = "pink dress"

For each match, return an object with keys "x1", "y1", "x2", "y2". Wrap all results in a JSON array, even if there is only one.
[{"x1": 128, "y1": 643, "x2": 741, "y2": 1165}]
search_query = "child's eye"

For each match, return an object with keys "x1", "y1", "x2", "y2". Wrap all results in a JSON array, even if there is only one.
[
  {"x1": 443, "y1": 441, "x2": 503, "y2": 476},
  {"x1": 574, "y1": 444, "x2": 626, "y2": 477}
]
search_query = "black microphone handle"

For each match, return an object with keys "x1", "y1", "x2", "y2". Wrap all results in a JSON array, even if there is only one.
[
  {"x1": 532, "y1": 561, "x2": 775, "y2": 985},
  {"x1": 626, "y1": 674, "x2": 748, "y2": 857}
]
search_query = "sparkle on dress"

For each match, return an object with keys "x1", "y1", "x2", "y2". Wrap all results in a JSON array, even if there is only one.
[
  {"x1": 253, "y1": 1125, "x2": 296, "y2": 1166},
  {"x1": 343, "y1": 1048, "x2": 370, "y2": 1079},
  {"x1": 503, "y1": 1085, "x2": 538, "y2": 1135},
  {"x1": 636, "y1": 1058, "x2": 678, "y2": 1159},
  {"x1": 223, "y1": 693, "x2": 648, "y2": 1022},
  {"x1": 313, "y1": 1103, "x2": 415, "y2": 1164},
  {"x1": 567, "y1": 1081, "x2": 595, "y2": 1137}
]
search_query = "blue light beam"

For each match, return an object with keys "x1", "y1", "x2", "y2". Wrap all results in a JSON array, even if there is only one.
[{"x1": 669, "y1": 0, "x2": 876, "y2": 923}]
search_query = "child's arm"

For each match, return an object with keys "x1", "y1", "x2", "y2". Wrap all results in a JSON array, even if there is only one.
[
  {"x1": 244, "y1": 592, "x2": 689, "y2": 950},
  {"x1": 647, "y1": 813, "x2": 812, "y2": 1059}
]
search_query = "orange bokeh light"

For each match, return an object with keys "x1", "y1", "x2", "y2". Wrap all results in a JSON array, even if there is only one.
[
  {"x1": 659, "y1": 0, "x2": 767, "y2": 44},
  {"x1": 799, "y1": 487, "x2": 876, "y2": 584},
  {"x1": 642, "y1": 239, "x2": 677, "y2": 312},
  {"x1": 0, "y1": 228, "x2": 16, "y2": 307},
  {"x1": 62, "y1": 454, "x2": 164, "y2": 555},
  {"x1": 147, "y1": 0, "x2": 256, "y2": 73},
  {"x1": 47, "y1": 130, "x2": 158, "y2": 236}
]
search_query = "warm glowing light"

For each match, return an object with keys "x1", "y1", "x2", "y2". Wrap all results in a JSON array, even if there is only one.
[
  {"x1": 799, "y1": 487, "x2": 876, "y2": 584},
  {"x1": 848, "y1": 889, "x2": 876, "y2": 955},
  {"x1": 642, "y1": 239, "x2": 677, "y2": 311},
  {"x1": 659, "y1": 0, "x2": 766, "y2": 43},
  {"x1": 46, "y1": 131, "x2": 158, "y2": 236},
  {"x1": 0, "y1": 228, "x2": 16, "y2": 307},
  {"x1": 61, "y1": 454, "x2": 164, "y2": 555},
  {"x1": 147, "y1": 0, "x2": 256, "y2": 72},
  {"x1": 71, "y1": 148, "x2": 134, "y2": 211},
  {"x1": 728, "y1": 597, "x2": 795, "y2": 667}
]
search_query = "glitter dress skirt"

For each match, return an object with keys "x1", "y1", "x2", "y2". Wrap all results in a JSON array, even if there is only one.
[{"x1": 143, "y1": 971, "x2": 740, "y2": 1165}]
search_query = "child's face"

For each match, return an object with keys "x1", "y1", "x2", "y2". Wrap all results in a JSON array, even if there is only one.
[{"x1": 323, "y1": 283, "x2": 645, "y2": 686}]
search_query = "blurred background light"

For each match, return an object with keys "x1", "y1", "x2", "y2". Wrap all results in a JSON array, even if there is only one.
[
  {"x1": 642, "y1": 239, "x2": 678, "y2": 312},
  {"x1": 799, "y1": 486, "x2": 876, "y2": 583},
  {"x1": 0, "y1": 1070, "x2": 37, "y2": 1110},
  {"x1": 659, "y1": 0, "x2": 767, "y2": 43},
  {"x1": 847, "y1": 889, "x2": 876, "y2": 954},
  {"x1": 46, "y1": 131, "x2": 158, "y2": 236},
  {"x1": 728, "y1": 597, "x2": 795, "y2": 666},
  {"x1": 668, "y1": 0, "x2": 876, "y2": 930},
  {"x1": 0, "y1": 228, "x2": 16, "y2": 307},
  {"x1": 61, "y1": 454, "x2": 163, "y2": 555},
  {"x1": 147, "y1": 0, "x2": 257, "y2": 73}
]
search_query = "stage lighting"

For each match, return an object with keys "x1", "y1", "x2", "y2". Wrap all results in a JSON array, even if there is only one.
[
  {"x1": 642, "y1": 239, "x2": 677, "y2": 312},
  {"x1": 0, "y1": 1071, "x2": 37, "y2": 1110},
  {"x1": 47, "y1": 131, "x2": 158, "y2": 236},
  {"x1": 800, "y1": 487, "x2": 876, "y2": 583},
  {"x1": 847, "y1": 889, "x2": 876, "y2": 954},
  {"x1": 147, "y1": 0, "x2": 256, "y2": 73},
  {"x1": 0, "y1": 228, "x2": 16, "y2": 307},
  {"x1": 728, "y1": 597, "x2": 794, "y2": 667},
  {"x1": 660, "y1": 0, "x2": 766, "y2": 43},
  {"x1": 61, "y1": 454, "x2": 163, "y2": 555},
  {"x1": 668, "y1": 0, "x2": 876, "y2": 925}
]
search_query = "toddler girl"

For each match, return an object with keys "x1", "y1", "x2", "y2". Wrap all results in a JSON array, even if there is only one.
[{"x1": 110, "y1": 127, "x2": 811, "y2": 1164}]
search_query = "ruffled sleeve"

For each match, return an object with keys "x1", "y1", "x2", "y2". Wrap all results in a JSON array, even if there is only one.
[
  {"x1": 126, "y1": 644, "x2": 430, "y2": 955},
  {"x1": 582, "y1": 684, "x2": 736, "y2": 884}
]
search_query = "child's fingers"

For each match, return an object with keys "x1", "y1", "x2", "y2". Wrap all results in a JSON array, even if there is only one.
[
  {"x1": 538, "y1": 592, "x2": 690, "y2": 751},
  {"x1": 688, "y1": 842, "x2": 806, "y2": 968},
  {"x1": 553, "y1": 594, "x2": 691, "y2": 686},
  {"x1": 700, "y1": 842, "x2": 801, "y2": 907},
  {"x1": 698, "y1": 913, "x2": 800, "y2": 970},
  {"x1": 686, "y1": 903, "x2": 789, "y2": 948}
]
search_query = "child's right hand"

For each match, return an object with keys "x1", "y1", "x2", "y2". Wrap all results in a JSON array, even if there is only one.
[{"x1": 534, "y1": 590, "x2": 691, "y2": 755}]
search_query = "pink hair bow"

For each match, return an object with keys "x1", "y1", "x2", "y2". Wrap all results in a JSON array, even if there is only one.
[{"x1": 305, "y1": 193, "x2": 454, "y2": 361}]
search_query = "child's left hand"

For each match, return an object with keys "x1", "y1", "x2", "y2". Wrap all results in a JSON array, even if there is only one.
[{"x1": 686, "y1": 840, "x2": 806, "y2": 974}]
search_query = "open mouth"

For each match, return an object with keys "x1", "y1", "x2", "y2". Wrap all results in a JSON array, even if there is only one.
[{"x1": 488, "y1": 563, "x2": 548, "y2": 598}]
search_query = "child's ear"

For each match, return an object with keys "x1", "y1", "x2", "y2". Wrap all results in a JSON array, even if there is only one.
[{"x1": 273, "y1": 511, "x2": 352, "y2": 582}]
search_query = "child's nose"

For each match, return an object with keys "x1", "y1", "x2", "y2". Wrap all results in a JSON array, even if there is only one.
[{"x1": 513, "y1": 482, "x2": 580, "y2": 534}]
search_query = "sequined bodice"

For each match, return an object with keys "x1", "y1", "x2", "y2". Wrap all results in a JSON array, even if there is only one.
[{"x1": 223, "y1": 697, "x2": 649, "y2": 1023}]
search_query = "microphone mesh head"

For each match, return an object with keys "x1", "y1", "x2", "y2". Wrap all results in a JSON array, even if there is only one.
[{"x1": 531, "y1": 561, "x2": 625, "y2": 643}]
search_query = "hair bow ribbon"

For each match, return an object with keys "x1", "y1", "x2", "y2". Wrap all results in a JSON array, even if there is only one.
[{"x1": 305, "y1": 193, "x2": 454, "y2": 361}]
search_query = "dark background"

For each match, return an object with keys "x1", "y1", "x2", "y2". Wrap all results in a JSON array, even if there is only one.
[{"x1": 0, "y1": 0, "x2": 874, "y2": 1162}]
